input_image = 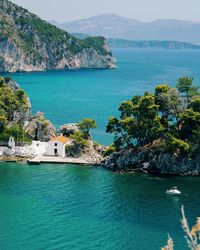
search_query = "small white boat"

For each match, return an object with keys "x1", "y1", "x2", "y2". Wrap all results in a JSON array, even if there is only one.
[{"x1": 166, "y1": 186, "x2": 181, "y2": 195}]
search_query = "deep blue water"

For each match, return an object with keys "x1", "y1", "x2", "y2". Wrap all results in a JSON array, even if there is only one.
[{"x1": 5, "y1": 48, "x2": 200, "y2": 144}]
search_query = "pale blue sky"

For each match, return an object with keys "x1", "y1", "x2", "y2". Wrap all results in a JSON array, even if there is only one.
[{"x1": 11, "y1": 0, "x2": 200, "y2": 23}]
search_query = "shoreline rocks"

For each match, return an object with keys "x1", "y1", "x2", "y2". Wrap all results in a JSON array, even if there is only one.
[{"x1": 102, "y1": 145, "x2": 200, "y2": 176}]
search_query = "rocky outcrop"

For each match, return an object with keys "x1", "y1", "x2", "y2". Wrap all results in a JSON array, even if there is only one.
[
  {"x1": 0, "y1": 0, "x2": 116, "y2": 72},
  {"x1": 103, "y1": 144, "x2": 200, "y2": 176},
  {"x1": 24, "y1": 112, "x2": 55, "y2": 142},
  {"x1": 58, "y1": 123, "x2": 79, "y2": 137},
  {"x1": 59, "y1": 123, "x2": 105, "y2": 164},
  {"x1": 67, "y1": 139, "x2": 104, "y2": 165},
  {"x1": 5, "y1": 77, "x2": 19, "y2": 91}
]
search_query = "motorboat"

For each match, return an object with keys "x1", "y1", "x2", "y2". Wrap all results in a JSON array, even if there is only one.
[{"x1": 166, "y1": 186, "x2": 181, "y2": 195}]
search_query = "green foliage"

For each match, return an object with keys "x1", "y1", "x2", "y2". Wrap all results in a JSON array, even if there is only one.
[
  {"x1": 191, "y1": 96, "x2": 200, "y2": 112},
  {"x1": 155, "y1": 84, "x2": 171, "y2": 116},
  {"x1": 179, "y1": 109, "x2": 200, "y2": 143},
  {"x1": 188, "y1": 86, "x2": 200, "y2": 97},
  {"x1": 81, "y1": 36, "x2": 110, "y2": 56},
  {"x1": 155, "y1": 84, "x2": 170, "y2": 96},
  {"x1": 0, "y1": 77, "x2": 27, "y2": 120},
  {"x1": 176, "y1": 77, "x2": 193, "y2": 97},
  {"x1": 104, "y1": 144, "x2": 117, "y2": 156},
  {"x1": 0, "y1": 77, "x2": 6, "y2": 87},
  {"x1": 0, "y1": 116, "x2": 7, "y2": 133},
  {"x1": 78, "y1": 118, "x2": 97, "y2": 138},
  {"x1": 0, "y1": 124, "x2": 31, "y2": 143},
  {"x1": 119, "y1": 100, "x2": 134, "y2": 119},
  {"x1": 16, "y1": 89, "x2": 25, "y2": 101},
  {"x1": 0, "y1": 76, "x2": 30, "y2": 142},
  {"x1": 70, "y1": 131, "x2": 89, "y2": 149},
  {"x1": 165, "y1": 135, "x2": 190, "y2": 155},
  {"x1": 107, "y1": 77, "x2": 200, "y2": 157}
]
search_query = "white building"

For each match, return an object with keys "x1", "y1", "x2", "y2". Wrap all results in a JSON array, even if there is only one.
[
  {"x1": 31, "y1": 141, "x2": 48, "y2": 156},
  {"x1": 46, "y1": 136, "x2": 70, "y2": 157}
]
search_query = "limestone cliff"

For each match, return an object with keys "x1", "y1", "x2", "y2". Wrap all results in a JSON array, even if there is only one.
[{"x1": 0, "y1": 0, "x2": 116, "y2": 72}]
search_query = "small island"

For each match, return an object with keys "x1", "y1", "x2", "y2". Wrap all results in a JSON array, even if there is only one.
[
  {"x1": 0, "y1": 75, "x2": 199, "y2": 176},
  {"x1": 103, "y1": 77, "x2": 200, "y2": 175}
]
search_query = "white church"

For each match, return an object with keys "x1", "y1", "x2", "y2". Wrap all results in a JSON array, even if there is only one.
[{"x1": 46, "y1": 135, "x2": 70, "y2": 157}]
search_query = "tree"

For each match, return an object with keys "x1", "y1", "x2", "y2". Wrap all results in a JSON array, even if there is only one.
[
  {"x1": 0, "y1": 77, "x2": 5, "y2": 87},
  {"x1": 0, "y1": 116, "x2": 7, "y2": 133},
  {"x1": 16, "y1": 89, "x2": 25, "y2": 101},
  {"x1": 176, "y1": 77, "x2": 193, "y2": 98},
  {"x1": 106, "y1": 116, "x2": 127, "y2": 148},
  {"x1": 189, "y1": 85, "x2": 200, "y2": 97},
  {"x1": 119, "y1": 100, "x2": 134, "y2": 119},
  {"x1": 69, "y1": 131, "x2": 89, "y2": 150},
  {"x1": 155, "y1": 84, "x2": 170, "y2": 96},
  {"x1": 107, "y1": 93, "x2": 163, "y2": 148},
  {"x1": 165, "y1": 134, "x2": 190, "y2": 156},
  {"x1": 155, "y1": 84, "x2": 171, "y2": 118},
  {"x1": 106, "y1": 77, "x2": 200, "y2": 156},
  {"x1": 191, "y1": 96, "x2": 200, "y2": 112},
  {"x1": 78, "y1": 118, "x2": 97, "y2": 138},
  {"x1": 179, "y1": 109, "x2": 200, "y2": 140}
]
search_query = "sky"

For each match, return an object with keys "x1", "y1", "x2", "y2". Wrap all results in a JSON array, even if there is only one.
[{"x1": 11, "y1": 0, "x2": 200, "y2": 23}]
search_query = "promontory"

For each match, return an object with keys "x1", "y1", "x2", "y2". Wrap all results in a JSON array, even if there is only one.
[{"x1": 0, "y1": 0, "x2": 116, "y2": 72}]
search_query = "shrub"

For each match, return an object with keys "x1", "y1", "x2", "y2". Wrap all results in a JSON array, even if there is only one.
[
  {"x1": 165, "y1": 135, "x2": 190, "y2": 155},
  {"x1": 0, "y1": 77, "x2": 5, "y2": 87},
  {"x1": 0, "y1": 124, "x2": 31, "y2": 143},
  {"x1": 104, "y1": 144, "x2": 117, "y2": 156},
  {"x1": 70, "y1": 131, "x2": 89, "y2": 149}
]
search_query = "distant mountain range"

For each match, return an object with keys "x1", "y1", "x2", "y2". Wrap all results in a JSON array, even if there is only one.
[
  {"x1": 108, "y1": 39, "x2": 200, "y2": 49},
  {"x1": 49, "y1": 14, "x2": 200, "y2": 44},
  {"x1": 68, "y1": 34, "x2": 200, "y2": 50}
]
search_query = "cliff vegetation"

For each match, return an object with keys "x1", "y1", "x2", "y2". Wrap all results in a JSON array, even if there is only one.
[
  {"x1": 0, "y1": 76, "x2": 31, "y2": 142},
  {"x1": 104, "y1": 77, "x2": 200, "y2": 175},
  {"x1": 0, "y1": 76, "x2": 55, "y2": 143}
]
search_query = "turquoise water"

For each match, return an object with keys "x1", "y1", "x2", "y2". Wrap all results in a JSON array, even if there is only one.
[
  {"x1": 0, "y1": 162, "x2": 199, "y2": 250},
  {"x1": 1, "y1": 49, "x2": 200, "y2": 249},
  {"x1": 5, "y1": 48, "x2": 200, "y2": 144}
]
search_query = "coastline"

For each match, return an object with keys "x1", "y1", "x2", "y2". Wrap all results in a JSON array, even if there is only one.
[{"x1": 0, "y1": 156, "x2": 29, "y2": 163}]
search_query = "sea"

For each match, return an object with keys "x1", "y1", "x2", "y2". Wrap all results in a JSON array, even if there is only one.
[{"x1": 1, "y1": 48, "x2": 200, "y2": 250}]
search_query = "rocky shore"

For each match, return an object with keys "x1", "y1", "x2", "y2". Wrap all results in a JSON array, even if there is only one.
[{"x1": 102, "y1": 142, "x2": 200, "y2": 176}]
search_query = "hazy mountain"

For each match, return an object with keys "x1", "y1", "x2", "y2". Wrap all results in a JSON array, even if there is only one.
[{"x1": 50, "y1": 14, "x2": 200, "y2": 44}]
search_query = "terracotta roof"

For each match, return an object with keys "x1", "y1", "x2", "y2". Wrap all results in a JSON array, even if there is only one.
[{"x1": 50, "y1": 135, "x2": 69, "y2": 144}]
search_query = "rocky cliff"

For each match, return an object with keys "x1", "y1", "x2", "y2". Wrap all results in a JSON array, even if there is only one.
[
  {"x1": 24, "y1": 112, "x2": 55, "y2": 142},
  {"x1": 0, "y1": 0, "x2": 116, "y2": 72},
  {"x1": 103, "y1": 142, "x2": 200, "y2": 176}
]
